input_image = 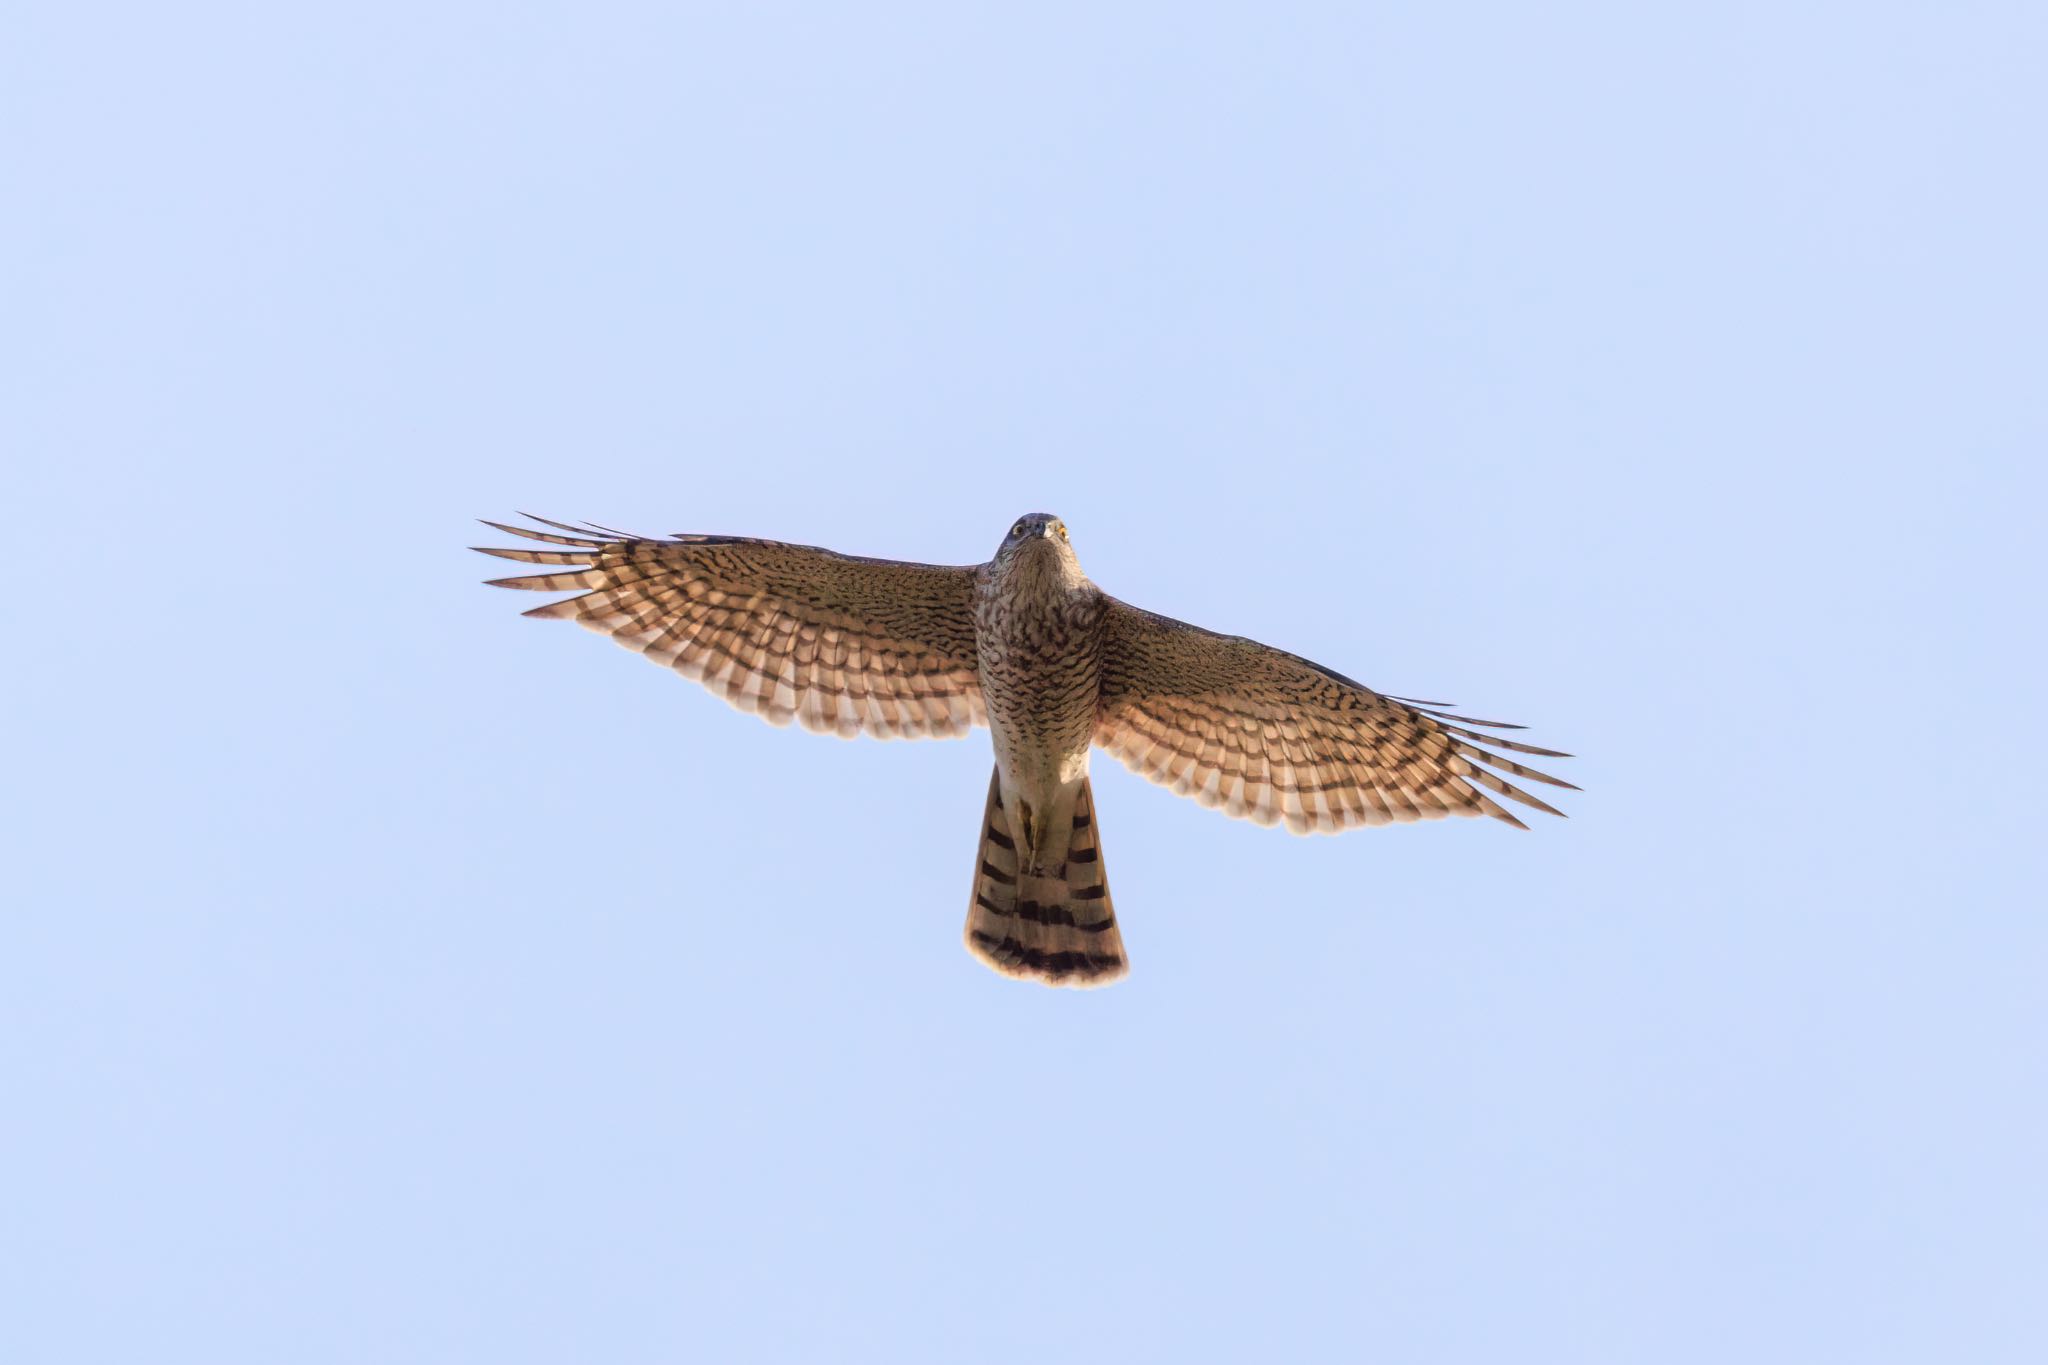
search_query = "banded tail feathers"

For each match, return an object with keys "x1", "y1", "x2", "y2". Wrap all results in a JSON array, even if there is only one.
[{"x1": 964, "y1": 768, "x2": 1127, "y2": 987}]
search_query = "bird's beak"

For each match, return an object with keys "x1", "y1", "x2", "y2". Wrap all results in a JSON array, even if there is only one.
[{"x1": 1038, "y1": 524, "x2": 1057, "y2": 539}]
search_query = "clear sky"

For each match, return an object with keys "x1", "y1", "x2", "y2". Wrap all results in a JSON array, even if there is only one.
[{"x1": 5, "y1": 3, "x2": 2043, "y2": 1362}]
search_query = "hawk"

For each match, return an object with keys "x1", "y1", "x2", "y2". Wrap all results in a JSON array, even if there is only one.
[{"x1": 476, "y1": 512, "x2": 1574, "y2": 987}]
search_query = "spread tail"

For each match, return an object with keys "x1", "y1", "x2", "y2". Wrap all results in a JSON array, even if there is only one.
[{"x1": 964, "y1": 768, "x2": 1127, "y2": 988}]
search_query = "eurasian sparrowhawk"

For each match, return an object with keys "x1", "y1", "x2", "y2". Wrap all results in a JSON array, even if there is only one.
[{"x1": 477, "y1": 512, "x2": 1574, "y2": 987}]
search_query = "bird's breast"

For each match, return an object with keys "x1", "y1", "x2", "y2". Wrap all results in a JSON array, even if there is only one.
[{"x1": 974, "y1": 577, "x2": 1105, "y2": 790}]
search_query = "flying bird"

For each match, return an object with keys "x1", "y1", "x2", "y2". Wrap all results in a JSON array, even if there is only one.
[{"x1": 476, "y1": 512, "x2": 1574, "y2": 987}]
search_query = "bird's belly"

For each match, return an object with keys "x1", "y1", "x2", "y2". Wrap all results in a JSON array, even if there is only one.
[
  {"x1": 988, "y1": 706, "x2": 1092, "y2": 791},
  {"x1": 985, "y1": 700, "x2": 1092, "y2": 872},
  {"x1": 981, "y1": 660, "x2": 1098, "y2": 816}
]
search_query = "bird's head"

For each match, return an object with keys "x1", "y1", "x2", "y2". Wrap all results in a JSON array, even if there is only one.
[
  {"x1": 992, "y1": 512, "x2": 1083, "y2": 580},
  {"x1": 996, "y1": 511, "x2": 1070, "y2": 556}
]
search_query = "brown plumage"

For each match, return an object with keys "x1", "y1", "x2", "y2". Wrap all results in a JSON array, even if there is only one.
[{"x1": 477, "y1": 511, "x2": 1575, "y2": 987}]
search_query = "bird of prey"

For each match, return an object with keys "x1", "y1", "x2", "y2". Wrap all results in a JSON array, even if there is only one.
[{"x1": 476, "y1": 512, "x2": 1573, "y2": 988}]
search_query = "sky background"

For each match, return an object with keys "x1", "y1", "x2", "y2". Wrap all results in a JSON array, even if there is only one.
[{"x1": 5, "y1": 3, "x2": 2043, "y2": 1361}]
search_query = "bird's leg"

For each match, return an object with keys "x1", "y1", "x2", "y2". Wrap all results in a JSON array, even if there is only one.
[
  {"x1": 1013, "y1": 790, "x2": 1080, "y2": 877},
  {"x1": 1015, "y1": 796, "x2": 1042, "y2": 872}
]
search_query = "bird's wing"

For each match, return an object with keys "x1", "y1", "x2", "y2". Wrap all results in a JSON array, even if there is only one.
[
  {"x1": 1094, "y1": 597, "x2": 1574, "y2": 832},
  {"x1": 476, "y1": 515, "x2": 985, "y2": 739}
]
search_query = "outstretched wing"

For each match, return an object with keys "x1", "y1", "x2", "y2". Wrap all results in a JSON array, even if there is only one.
[
  {"x1": 476, "y1": 515, "x2": 986, "y2": 739},
  {"x1": 1094, "y1": 597, "x2": 1575, "y2": 833}
]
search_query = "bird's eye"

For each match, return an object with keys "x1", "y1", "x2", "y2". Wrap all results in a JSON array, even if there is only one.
[
  {"x1": 1056, "y1": 523, "x2": 1068, "y2": 541},
  {"x1": 1011, "y1": 522, "x2": 1025, "y2": 538}
]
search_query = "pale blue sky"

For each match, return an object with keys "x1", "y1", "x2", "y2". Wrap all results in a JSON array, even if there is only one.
[{"x1": 5, "y1": 3, "x2": 2043, "y2": 1362}]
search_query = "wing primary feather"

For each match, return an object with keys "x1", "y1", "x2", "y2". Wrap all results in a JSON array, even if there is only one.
[
  {"x1": 471, "y1": 546, "x2": 597, "y2": 565},
  {"x1": 1450, "y1": 740, "x2": 1581, "y2": 789},
  {"x1": 1436, "y1": 722, "x2": 1572, "y2": 757},
  {"x1": 1408, "y1": 706, "x2": 1528, "y2": 729},
  {"x1": 519, "y1": 512, "x2": 624, "y2": 540},
  {"x1": 479, "y1": 519, "x2": 609, "y2": 548},
  {"x1": 485, "y1": 570, "x2": 603, "y2": 592},
  {"x1": 1467, "y1": 790, "x2": 1531, "y2": 829},
  {"x1": 1458, "y1": 765, "x2": 1568, "y2": 817}
]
